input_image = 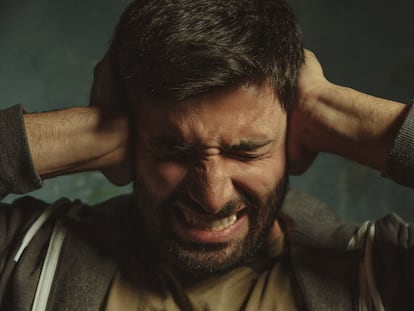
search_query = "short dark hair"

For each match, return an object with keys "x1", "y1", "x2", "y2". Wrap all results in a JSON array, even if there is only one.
[{"x1": 111, "y1": 0, "x2": 303, "y2": 110}]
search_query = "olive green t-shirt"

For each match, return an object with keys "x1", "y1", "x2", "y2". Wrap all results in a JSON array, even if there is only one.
[{"x1": 103, "y1": 235, "x2": 299, "y2": 310}]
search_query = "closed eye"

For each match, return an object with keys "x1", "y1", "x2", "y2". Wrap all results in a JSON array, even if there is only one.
[
  {"x1": 222, "y1": 139, "x2": 273, "y2": 161},
  {"x1": 224, "y1": 151, "x2": 266, "y2": 161},
  {"x1": 148, "y1": 137, "x2": 274, "y2": 162}
]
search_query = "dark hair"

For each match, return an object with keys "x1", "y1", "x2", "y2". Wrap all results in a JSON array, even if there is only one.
[{"x1": 111, "y1": 0, "x2": 303, "y2": 110}]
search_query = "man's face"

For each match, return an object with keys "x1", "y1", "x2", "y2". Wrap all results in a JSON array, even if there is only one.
[{"x1": 133, "y1": 84, "x2": 288, "y2": 277}]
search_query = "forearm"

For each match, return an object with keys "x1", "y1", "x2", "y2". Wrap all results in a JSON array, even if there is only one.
[
  {"x1": 302, "y1": 83, "x2": 410, "y2": 171},
  {"x1": 24, "y1": 106, "x2": 129, "y2": 179}
]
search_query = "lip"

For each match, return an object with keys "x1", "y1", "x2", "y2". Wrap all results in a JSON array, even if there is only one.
[{"x1": 171, "y1": 209, "x2": 249, "y2": 244}]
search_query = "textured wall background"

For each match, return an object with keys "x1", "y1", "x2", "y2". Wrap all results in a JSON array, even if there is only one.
[{"x1": 1, "y1": 0, "x2": 413, "y2": 222}]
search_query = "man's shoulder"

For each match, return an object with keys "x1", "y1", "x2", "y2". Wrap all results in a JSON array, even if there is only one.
[
  {"x1": 73, "y1": 193, "x2": 135, "y2": 220},
  {"x1": 4, "y1": 193, "x2": 135, "y2": 253},
  {"x1": 62, "y1": 193, "x2": 135, "y2": 244},
  {"x1": 281, "y1": 188, "x2": 358, "y2": 249}
]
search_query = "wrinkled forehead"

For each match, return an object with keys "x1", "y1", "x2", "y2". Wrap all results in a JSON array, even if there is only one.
[
  {"x1": 132, "y1": 83, "x2": 287, "y2": 146},
  {"x1": 132, "y1": 81, "x2": 279, "y2": 115}
]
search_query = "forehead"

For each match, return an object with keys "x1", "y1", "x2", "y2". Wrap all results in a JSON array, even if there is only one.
[{"x1": 134, "y1": 84, "x2": 287, "y2": 144}]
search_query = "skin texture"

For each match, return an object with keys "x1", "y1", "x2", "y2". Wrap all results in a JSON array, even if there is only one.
[
  {"x1": 24, "y1": 53, "x2": 132, "y2": 182},
  {"x1": 288, "y1": 51, "x2": 409, "y2": 174},
  {"x1": 24, "y1": 51, "x2": 408, "y2": 181},
  {"x1": 21, "y1": 50, "x2": 410, "y2": 276},
  {"x1": 133, "y1": 84, "x2": 288, "y2": 276}
]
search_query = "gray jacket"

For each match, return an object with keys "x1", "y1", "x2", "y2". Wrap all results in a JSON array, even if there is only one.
[{"x1": 0, "y1": 104, "x2": 413, "y2": 311}]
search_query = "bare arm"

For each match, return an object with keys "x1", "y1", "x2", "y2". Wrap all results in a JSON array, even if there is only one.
[
  {"x1": 23, "y1": 54, "x2": 132, "y2": 185},
  {"x1": 288, "y1": 50, "x2": 410, "y2": 175},
  {"x1": 24, "y1": 107, "x2": 128, "y2": 179}
]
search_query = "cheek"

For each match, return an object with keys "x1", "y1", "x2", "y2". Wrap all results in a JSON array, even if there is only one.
[
  {"x1": 136, "y1": 159, "x2": 188, "y2": 202},
  {"x1": 232, "y1": 148, "x2": 286, "y2": 201}
]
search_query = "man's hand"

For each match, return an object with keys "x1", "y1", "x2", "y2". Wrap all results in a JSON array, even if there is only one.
[
  {"x1": 89, "y1": 52, "x2": 133, "y2": 185},
  {"x1": 287, "y1": 50, "x2": 329, "y2": 175},
  {"x1": 288, "y1": 50, "x2": 409, "y2": 175},
  {"x1": 24, "y1": 52, "x2": 133, "y2": 185}
]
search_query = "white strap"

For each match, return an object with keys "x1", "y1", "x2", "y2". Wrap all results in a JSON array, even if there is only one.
[
  {"x1": 348, "y1": 222, "x2": 385, "y2": 311},
  {"x1": 14, "y1": 206, "x2": 59, "y2": 262},
  {"x1": 31, "y1": 220, "x2": 67, "y2": 311}
]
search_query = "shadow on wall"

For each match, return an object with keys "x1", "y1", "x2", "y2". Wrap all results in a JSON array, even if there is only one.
[{"x1": 1, "y1": 0, "x2": 413, "y2": 222}]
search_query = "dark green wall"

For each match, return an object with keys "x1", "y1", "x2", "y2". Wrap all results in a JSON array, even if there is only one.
[{"x1": 1, "y1": 0, "x2": 413, "y2": 222}]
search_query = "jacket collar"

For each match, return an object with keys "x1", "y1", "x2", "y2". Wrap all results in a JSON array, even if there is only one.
[{"x1": 50, "y1": 190, "x2": 362, "y2": 311}]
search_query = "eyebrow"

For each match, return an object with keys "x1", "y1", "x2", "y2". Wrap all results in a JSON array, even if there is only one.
[{"x1": 148, "y1": 136, "x2": 274, "y2": 152}]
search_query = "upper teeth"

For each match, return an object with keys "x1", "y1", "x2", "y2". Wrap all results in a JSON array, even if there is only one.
[{"x1": 180, "y1": 209, "x2": 238, "y2": 231}]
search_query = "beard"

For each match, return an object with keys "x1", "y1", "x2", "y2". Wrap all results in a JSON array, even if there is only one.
[{"x1": 133, "y1": 174, "x2": 288, "y2": 279}]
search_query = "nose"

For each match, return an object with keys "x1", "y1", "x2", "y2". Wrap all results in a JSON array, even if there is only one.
[{"x1": 188, "y1": 157, "x2": 236, "y2": 214}]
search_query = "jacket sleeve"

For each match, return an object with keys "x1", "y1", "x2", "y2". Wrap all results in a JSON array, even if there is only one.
[
  {"x1": 0, "y1": 105, "x2": 42, "y2": 199},
  {"x1": 374, "y1": 103, "x2": 414, "y2": 309},
  {"x1": 383, "y1": 102, "x2": 414, "y2": 188}
]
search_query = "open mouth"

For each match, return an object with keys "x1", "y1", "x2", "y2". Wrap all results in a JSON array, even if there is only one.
[
  {"x1": 178, "y1": 207, "x2": 247, "y2": 232},
  {"x1": 169, "y1": 202, "x2": 250, "y2": 244}
]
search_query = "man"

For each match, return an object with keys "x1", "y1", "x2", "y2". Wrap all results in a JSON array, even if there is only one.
[{"x1": 0, "y1": 0, "x2": 413, "y2": 310}]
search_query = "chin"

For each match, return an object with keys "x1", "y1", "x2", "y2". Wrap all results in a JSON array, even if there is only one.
[
  {"x1": 164, "y1": 240, "x2": 252, "y2": 279},
  {"x1": 134, "y1": 175, "x2": 289, "y2": 279},
  {"x1": 162, "y1": 217, "x2": 272, "y2": 279}
]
